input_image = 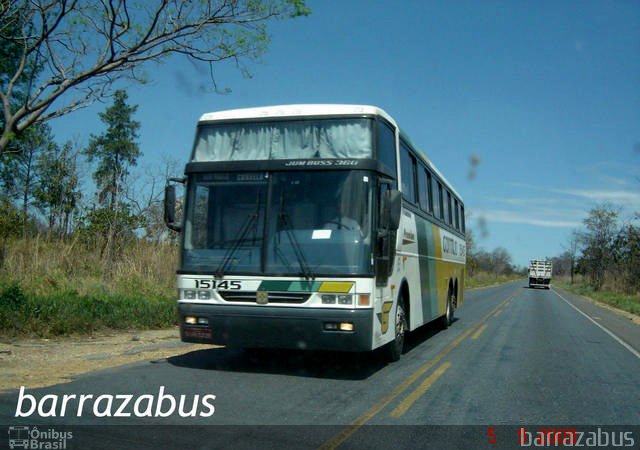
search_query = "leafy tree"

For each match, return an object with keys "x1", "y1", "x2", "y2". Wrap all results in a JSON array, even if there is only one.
[
  {"x1": 82, "y1": 90, "x2": 143, "y2": 265},
  {"x1": 0, "y1": 122, "x2": 56, "y2": 236},
  {"x1": 0, "y1": 0, "x2": 310, "y2": 154},
  {"x1": 83, "y1": 90, "x2": 140, "y2": 212},
  {"x1": 34, "y1": 140, "x2": 82, "y2": 236},
  {"x1": 78, "y1": 206, "x2": 139, "y2": 246},
  {"x1": 0, "y1": 197, "x2": 22, "y2": 268},
  {"x1": 0, "y1": 8, "x2": 45, "y2": 154},
  {"x1": 611, "y1": 224, "x2": 640, "y2": 294},
  {"x1": 577, "y1": 205, "x2": 618, "y2": 291}
]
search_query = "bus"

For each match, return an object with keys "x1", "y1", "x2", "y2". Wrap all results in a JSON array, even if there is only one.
[{"x1": 164, "y1": 104, "x2": 466, "y2": 361}]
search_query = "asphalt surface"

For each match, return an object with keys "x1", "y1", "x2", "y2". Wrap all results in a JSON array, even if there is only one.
[{"x1": 2, "y1": 281, "x2": 639, "y2": 449}]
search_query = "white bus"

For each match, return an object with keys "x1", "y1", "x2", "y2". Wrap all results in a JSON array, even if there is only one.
[{"x1": 164, "y1": 104, "x2": 466, "y2": 361}]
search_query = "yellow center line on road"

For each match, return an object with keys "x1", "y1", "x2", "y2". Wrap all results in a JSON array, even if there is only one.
[
  {"x1": 470, "y1": 324, "x2": 488, "y2": 340},
  {"x1": 317, "y1": 289, "x2": 520, "y2": 450},
  {"x1": 390, "y1": 362, "x2": 451, "y2": 417}
]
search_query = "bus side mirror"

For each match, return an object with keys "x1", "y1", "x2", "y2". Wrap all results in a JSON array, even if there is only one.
[
  {"x1": 376, "y1": 189, "x2": 401, "y2": 286},
  {"x1": 164, "y1": 185, "x2": 182, "y2": 232},
  {"x1": 381, "y1": 190, "x2": 402, "y2": 231}
]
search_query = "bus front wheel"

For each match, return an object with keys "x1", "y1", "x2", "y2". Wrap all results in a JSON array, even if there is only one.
[{"x1": 386, "y1": 298, "x2": 407, "y2": 362}]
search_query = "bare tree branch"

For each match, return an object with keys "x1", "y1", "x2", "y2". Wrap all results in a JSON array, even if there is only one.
[{"x1": 0, "y1": 0, "x2": 310, "y2": 153}]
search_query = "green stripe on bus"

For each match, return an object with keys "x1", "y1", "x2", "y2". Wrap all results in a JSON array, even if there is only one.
[{"x1": 416, "y1": 217, "x2": 438, "y2": 323}]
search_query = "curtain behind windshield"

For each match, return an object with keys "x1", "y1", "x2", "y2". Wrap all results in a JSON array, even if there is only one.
[{"x1": 192, "y1": 119, "x2": 373, "y2": 162}]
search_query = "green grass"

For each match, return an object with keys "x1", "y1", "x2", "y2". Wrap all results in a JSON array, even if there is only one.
[
  {"x1": 556, "y1": 282, "x2": 640, "y2": 316},
  {"x1": 0, "y1": 280, "x2": 176, "y2": 338},
  {"x1": 466, "y1": 273, "x2": 524, "y2": 289}
]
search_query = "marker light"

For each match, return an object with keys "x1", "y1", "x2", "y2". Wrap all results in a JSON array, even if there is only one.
[
  {"x1": 321, "y1": 294, "x2": 336, "y2": 304},
  {"x1": 358, "y1": 294, "x2": 370, "y2": 306},
  {"x1": 339, "y1": 322, "x2": 354, "y2": 331},
  {"x1": 184, "y1": 316, "x2": 197, "y2": 325}
]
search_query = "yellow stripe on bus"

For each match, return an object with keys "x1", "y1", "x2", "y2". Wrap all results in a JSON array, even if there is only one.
[{"x1": 318, "y1": 282, "x2": 354, "y2": 293}]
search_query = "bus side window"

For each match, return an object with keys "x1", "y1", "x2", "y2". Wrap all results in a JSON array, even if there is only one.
[
  {"x1": 438, "y1": 185, "x2": 449, "y2": 223},
  {"x1": 377, "y1": 120, "x2": 397, "y2": 189},
  {"x1": 433, "y1": 179, "x2": 441, "y2": 219},
  {"x1": 437, "y1": 181, "x2": 444, "y2": 220},
  {"x1": 400, "y1": 143, "x2": 417, "y2": 204},
  {"x1": 454, "y1": 198, "x2": 460, "y2": 230},
  {"x1": 461, "y1": 204, "x2": 466, "y2": 233},
  {"x1": 426, "y1": 169, "x2": 433, "y2": 213},
  {"x1": 446, "y1": 191, "x2": 453, "y2": 225},
  {"x1": 418, "y1": 166, "x2": 429, "y2": 213}
]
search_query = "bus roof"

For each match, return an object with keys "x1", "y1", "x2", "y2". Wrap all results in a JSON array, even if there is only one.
[
  {"x1": 198, "y1": 104, "x2": 397, "y2": 125},
  {"x1": 198, "y1": 104, "x2": 462, "y2": 202}
]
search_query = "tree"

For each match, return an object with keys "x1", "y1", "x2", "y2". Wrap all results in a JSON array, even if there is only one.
[
  {"x1": 465, "y1": 229, "x2": 478, "y2": 277},
  {"x1": 0, "y1": 0, "x2": 310, "y2": 154},
  {"x1": 34, "y1": 140, "x2": 82, "y2": 236},
  {"x1": 490, "y1": 247, "x2": 513, "y2": 276},
  {"x1": 84, "y1": 90, "x2": 140, "y2": 212},
  {"x1": 124, "y1": 156, "x2": 182, "y2": 243},
  {"x1": 0, "y1": 6, "x2": 45, "y2": 154},
  {"x1": 566, "y1": 230, "x2": 579, "y2": 284},
  {"x1": 0, "y1": 122, "x2": 56, "y2": 236},
  {"x1": 83, "y1": 89, "x2": 140, "y2": 261},
  {"x1": 577, "y1": 205, "x2": 618, "y2": 291},
  {"x1": 611, "y1": 224, "x2": 640, "y2": 294}
]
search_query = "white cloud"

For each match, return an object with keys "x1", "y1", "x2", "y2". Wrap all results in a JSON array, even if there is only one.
[
  {"x1": 473, "y1": 209, "x2": 581, "y2": 228},
  {"x1": 553, "y1": 188, "x2": 640, "y2": 206}
]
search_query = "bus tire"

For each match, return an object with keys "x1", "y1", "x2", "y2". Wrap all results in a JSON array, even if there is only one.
[
  {"x1": 386, "y1": 298, "x2": 407, "y2": 362},
  {"x1": 440, "y1": 290, "x2": 454, "y2": 329}
]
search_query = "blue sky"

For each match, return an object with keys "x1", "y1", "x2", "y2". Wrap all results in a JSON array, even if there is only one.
[{"x1": 49, "y1": 0, "x2": 640, "y2": 267}]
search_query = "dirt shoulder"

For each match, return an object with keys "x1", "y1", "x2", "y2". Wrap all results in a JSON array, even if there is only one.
[{"x1": 0, "y1": 328, "x2": 212, "y2": 392}]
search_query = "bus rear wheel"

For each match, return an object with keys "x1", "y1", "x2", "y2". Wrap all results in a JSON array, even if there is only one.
[
  {"x1": 440, "y1": 290, "x2": 454, "y2": 329},
  {"x1": 386, "y1": 298, "x2": 407, "y2": 362}
]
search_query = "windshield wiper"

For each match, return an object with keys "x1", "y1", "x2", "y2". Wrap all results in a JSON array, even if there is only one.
[
  {"x1": 276, "y1": 193, "x2": 314, "y2": 280},
  {"x1": 215, "y1": 191, "x2": 261, "y2": 278}
]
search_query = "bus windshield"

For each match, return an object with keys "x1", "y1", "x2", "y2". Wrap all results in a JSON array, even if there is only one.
[
  {"x1": 182, "y1": 170, "x2": 373, "y2": 276},
  {"x1": 191, "y1": 118, "x2": 373, "y2": 162}
]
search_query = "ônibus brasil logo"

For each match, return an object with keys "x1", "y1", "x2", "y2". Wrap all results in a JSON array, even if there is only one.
[{"x1": 8, "y1": 426, "x2": 72, "y2": 450}]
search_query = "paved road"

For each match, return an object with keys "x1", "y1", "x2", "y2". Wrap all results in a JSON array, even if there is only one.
[{"x1": 2, "y1": 281, "x2": 639, "y2": 449}]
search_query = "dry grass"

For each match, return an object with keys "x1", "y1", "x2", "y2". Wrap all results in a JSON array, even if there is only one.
[
  {"x1": 0, "y1": 237, "x2": 179, "y2": 337},
  {"x1": 2, "y1": 236, "x2": 177, "y2": 297}
]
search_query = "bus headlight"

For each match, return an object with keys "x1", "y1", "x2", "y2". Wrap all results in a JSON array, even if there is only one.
[
  {"x1": 184, "y1": 290, "x2": 196, "y2": 300},
  {"x1": 197, "y1": 290, "x2": 211, "y2": 300},
  {"x1": 338, "y1": 294, "x2": 352, "y2": 305},
  {"x1": 321, "y1": 294, "x2": 336, "y2": 304},
  {"x1": 339, "y1": 322, "x2": 354, "y2": 331},
  {"x1": 184, "y1": 316, "x2": 197, "y2": 325}
]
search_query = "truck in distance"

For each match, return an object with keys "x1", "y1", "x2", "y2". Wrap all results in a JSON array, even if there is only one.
[{"x1": 529, "y1": 259, "x2": 552, "y2": 289}]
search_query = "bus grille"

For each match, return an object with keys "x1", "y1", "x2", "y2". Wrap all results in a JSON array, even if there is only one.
[{"x1": 218, "y1": 291, "x2": 311, "y2": 304}]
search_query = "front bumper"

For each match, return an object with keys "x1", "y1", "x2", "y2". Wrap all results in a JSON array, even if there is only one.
[{"x1": 178, "y1": 303, "x2": 374, "y2": 352}]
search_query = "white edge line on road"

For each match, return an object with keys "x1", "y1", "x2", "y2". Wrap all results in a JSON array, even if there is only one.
[{"x1": 551, "y1": 288, "x2": 640, "y2": 360}]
